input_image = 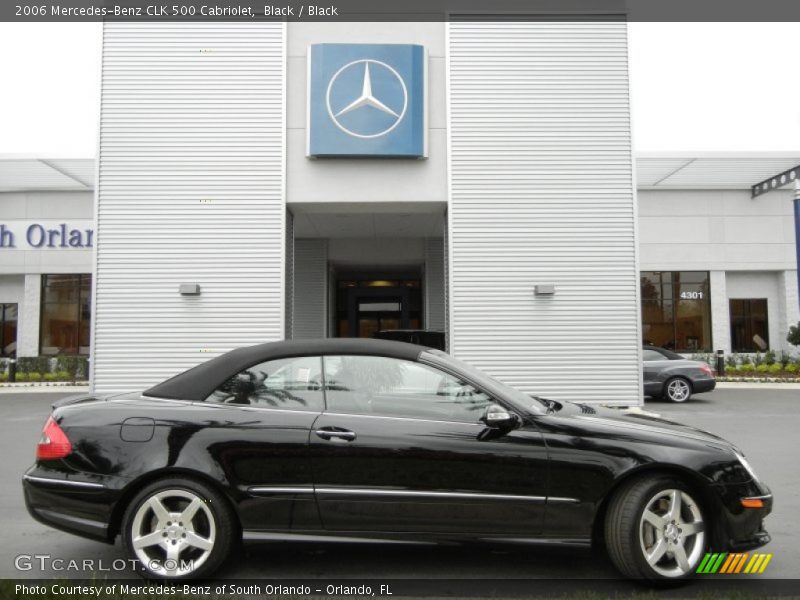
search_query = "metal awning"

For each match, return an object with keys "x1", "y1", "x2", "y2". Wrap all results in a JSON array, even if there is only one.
[
  {"x1": 3, "y1": 153, "x2": 800, "y2": 193},
  {"x1": 636, "y1": 152, "x2": 800, "y2": 190},
  {"x1": 0, "y1": 157, "x2": 94, "y2": 192}
]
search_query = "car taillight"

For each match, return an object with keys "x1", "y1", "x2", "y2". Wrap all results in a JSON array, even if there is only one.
[
  {"x1": 700, "y1": 364, "x2": 713, "y2": 376},
  {"x1": 36, "y1": 416, "x2": 72, "y2": 460}
]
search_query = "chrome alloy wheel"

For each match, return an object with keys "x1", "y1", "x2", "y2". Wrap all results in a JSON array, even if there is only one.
[
  {"x1": 639, "y1": 488, "x2": 705, "y2": 577},
  {"x1": 666, "y1": 379, "x2": 691, "y2": 402},
  {"x1": 130, "y1": 489, "x2": 216, "y2": 577}
]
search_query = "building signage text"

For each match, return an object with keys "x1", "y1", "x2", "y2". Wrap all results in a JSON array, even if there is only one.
[{"x1": 0, "y1": 222, "x2": 94, "y2": 249}]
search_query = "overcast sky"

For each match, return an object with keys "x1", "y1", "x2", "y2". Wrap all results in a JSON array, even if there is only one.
[{"x1": 1, "y1": 22, "x2": 799, "y2": 157}]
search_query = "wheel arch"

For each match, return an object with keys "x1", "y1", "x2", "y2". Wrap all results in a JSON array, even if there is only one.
[
  {"x1": 665, "y1": 374, "x2": 694, "y2": 390},
  {"x1": 591, "y1": 463, "x2": 722, "y2": 550},
  {"x1": 107, "y1": 467, "x2": 241, "y2": 542}
]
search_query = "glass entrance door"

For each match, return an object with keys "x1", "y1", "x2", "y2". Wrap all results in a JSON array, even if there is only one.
[
  {"x1": 357, "y1": 300, "x2": 403, "y2": 338},
  {"x1": 334, "y1": 274, "x2": 422, "y2": 338}
]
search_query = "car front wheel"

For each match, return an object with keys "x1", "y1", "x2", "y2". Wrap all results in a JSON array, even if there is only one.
[
  {"x1": 663, "y1": 377, "x2": 692, "y2": 403},
  {"x1": 605, "y1": 476, "x2": 707, "y2": 581},
  {"x1": 121, "y1": 477, "x2": 236, "y2": 579}
]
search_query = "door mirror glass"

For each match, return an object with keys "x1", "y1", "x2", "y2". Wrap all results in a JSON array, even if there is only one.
[{"x1": 481, "y1": 404, "x2": 519, "y2": 430}]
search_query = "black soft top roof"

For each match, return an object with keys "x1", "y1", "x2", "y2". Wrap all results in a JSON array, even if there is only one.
[{"x1": 144, "y1": 338, "x2": 428, "y2": 402}]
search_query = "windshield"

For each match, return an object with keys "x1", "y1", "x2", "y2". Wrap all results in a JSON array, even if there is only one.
[{"x1": 421, "y1": 349, "x2": 548, "y2": 413}]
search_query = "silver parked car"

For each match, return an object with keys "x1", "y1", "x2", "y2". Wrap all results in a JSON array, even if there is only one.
[{"x1": 642, "y1": 346, "x2": 716, "y2": 402}]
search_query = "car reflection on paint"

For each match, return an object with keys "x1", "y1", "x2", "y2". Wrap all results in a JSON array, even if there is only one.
[{"x1": 23, "y1": 338, "x2": 768, "y2": 582}]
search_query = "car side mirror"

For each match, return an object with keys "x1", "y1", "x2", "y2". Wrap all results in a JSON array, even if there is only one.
[{"x1": 481, "y1": 404, "x2": 520, "y2": 430}]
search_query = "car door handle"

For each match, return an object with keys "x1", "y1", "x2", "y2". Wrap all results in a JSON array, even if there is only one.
[{"x1": 315, "y1": 428, "x2": 356, "y2": 442}]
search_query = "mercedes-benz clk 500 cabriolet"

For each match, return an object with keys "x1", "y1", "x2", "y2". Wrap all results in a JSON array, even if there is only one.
[{"x1": 23, "y1": 339, "x2": 771, "y2": 582}]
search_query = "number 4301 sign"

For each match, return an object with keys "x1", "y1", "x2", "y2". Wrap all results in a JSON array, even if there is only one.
[{"x1": 680, "y1": 291, "x2": 704, "y2": 300}]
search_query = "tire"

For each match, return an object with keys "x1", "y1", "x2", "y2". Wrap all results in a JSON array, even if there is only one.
[
  {"x1": 605, "y1": 476, "x2": 707, "y2": 581},
  {"x1": 663, "y1": 377, "x2": 692, "y2": 403},
  {"x1": 121, "y1": 476, "x2": 237, "y2": 579}
]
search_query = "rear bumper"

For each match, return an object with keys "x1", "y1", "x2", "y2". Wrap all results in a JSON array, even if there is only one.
[
  {"x1": 22, "y1": 470, "x2": 115, "y2": 544},
  {"x1": 692, "y1": 378, "x2": 716, "y2": 394}
]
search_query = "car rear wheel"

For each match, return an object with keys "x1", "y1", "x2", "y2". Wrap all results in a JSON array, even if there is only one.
[
  {"x1": 664, "y1": 377, "x2": 692, "y2": 403},
  {"x1": 605, "y1": 476, "x2": 707, "y2": 581},
  {"x1": 121, "y1": 477, "x2": 236, "y2": 579}
]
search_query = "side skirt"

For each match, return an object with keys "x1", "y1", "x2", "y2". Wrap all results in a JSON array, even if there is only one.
[{"x1": 241, "y1": 531, "x2": 591, "y2": 548}]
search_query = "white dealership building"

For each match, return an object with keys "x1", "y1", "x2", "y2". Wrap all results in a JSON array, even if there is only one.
[{"x1": 0, "y1": 19, "x2": 798, "y2": 405}]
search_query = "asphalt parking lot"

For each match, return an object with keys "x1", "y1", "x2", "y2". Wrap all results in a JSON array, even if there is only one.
[{"x1": 0, "y1": 387, "x2": 797, "y2": 585}]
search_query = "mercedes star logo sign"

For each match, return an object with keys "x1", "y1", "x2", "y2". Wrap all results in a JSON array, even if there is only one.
[{"x1": 326, "y1": 59, "x2": 408, "y2": 139}]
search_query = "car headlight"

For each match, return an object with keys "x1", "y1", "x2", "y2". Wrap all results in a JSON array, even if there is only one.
[{"x1": 736, "y1": 451, "x2": 761, "y2": 483}]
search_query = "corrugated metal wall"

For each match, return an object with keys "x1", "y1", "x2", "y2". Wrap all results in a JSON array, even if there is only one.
[
  {"x1": 93, "y1": 23, "x2": 286, "y2": 393},
  {"x1": 285, "y1": 210, "x2": 294, "y2": 340},
  {"x1": 291, "y1": 239, "x2": 328, "y2": 339},
  {"x1": 424, "y1": 238, "x2": 446, "y2": 331},
  {"x1": 448, "y1": 19, "x2": 641, "y2": 405}
]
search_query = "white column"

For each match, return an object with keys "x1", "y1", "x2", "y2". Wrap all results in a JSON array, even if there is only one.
[
  {"x1": 779, "y1": 270, "x2": 800, "y2": 354},
  {"x1": 709, "y1": 270, "x2": 730, "y2": 354},
  {"x1": 18, "y1": 274, "x2": 41, "y2": 357}
]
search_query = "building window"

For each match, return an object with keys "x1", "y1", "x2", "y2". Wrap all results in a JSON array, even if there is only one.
[
  {"x1": 730, "y1": 299, "x2": 769, "y2": 352},
  {"x1": 40, "y1": 274, "x2": 91, "y2": 356},
  {"x1": 1, "y1": 304, "x2": 18, "y2": 357},
  {"x1": 641, "y1": 271, "x2": 711, "y2": 352}
]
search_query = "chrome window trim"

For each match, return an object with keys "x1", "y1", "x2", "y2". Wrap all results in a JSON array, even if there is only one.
[
  {"x1": 321, "y1": 411, "x2": 484, "y2": 427},
  {"x1": 191, "y1": 402, "x2": 323, "y2": 416},
  {"x1": 23, "y1": 475, "x2": 105, "y2": 489}
]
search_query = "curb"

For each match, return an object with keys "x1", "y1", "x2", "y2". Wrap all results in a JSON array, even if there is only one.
[
  {"x1": 0, "y1": 384, "x2": 90, "y2": 394},
  {"x1": 714, "y1": 381, "x2": 800, "y2": 390}
]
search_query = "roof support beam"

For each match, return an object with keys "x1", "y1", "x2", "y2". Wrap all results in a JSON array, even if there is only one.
[
  {"x1": 650, "y1": 158, "x2": 696, "y2": 187},
  {"x1": 751, "y1": 164, "x2": 800, "y2": 197},
  {"x1": 38, "y1": 159, "x2": 93, "y2": 189}
]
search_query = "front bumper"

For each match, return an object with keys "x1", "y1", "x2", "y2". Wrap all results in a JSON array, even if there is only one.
[{"x1": 713, "y1": 481, "x2": 772, "y2": 552}]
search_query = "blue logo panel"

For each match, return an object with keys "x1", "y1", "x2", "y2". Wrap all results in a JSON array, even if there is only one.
[{"x1": 308, "y1": 44, "x2": 427, "y2": 158}]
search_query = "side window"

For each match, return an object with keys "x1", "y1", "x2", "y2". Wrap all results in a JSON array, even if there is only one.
[
  {"x1": 206, "y1": 356, "x2": 324, "y2": 412},
  {"x1": 642, "y1": 349, "x2": 664, "y2": 362},
  {"x1": 323, "y1": 355, "x2": 493, "y2": 423}
]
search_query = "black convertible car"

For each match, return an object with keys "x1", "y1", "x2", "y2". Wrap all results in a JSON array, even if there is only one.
[{"x1": 23, "y1": 339, "x2": 771, "y2": 581}]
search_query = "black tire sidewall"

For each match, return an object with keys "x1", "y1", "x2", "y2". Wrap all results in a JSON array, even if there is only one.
[
  {"x1": 120, "y1": 476, "x2": 235, "y2": 580},
  {"x1": 609, "y1": 477, "x2": 707, "y2": 582}
]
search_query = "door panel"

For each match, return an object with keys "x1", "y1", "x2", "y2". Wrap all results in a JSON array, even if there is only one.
[
  {"x1": 199, "y1": 356, "x2": 326, "y2": 531},
  {"x1": 310, "y1": 413, "x2": 548, "y2": 534},
  {"x1": 311, "y1": 355, "x2": 549, "y2": 535}
]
